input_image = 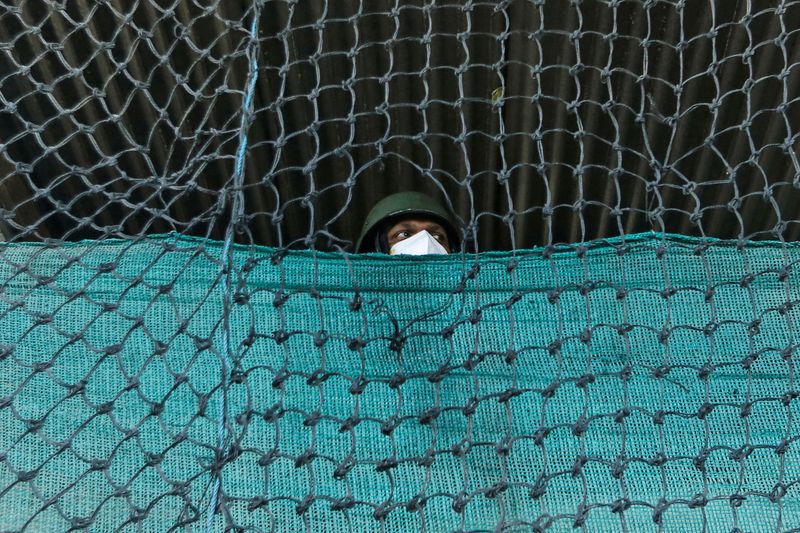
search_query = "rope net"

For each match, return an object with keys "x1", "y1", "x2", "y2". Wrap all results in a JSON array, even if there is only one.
[{"x1": 1, "y1": 0, "x2": 799, "y2": 530}]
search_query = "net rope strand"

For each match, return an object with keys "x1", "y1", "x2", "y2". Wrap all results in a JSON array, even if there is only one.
[
  {"x1": 206, "y1": 1, "x2": 263, "y2": 529},
  {"x1": 0, "y1": 0, "x2": 800, "y2": 531}
]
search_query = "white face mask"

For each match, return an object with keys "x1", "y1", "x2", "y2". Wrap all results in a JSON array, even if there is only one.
[{"x1": 389, "y1": 230, "x2": 449, "y2": 255}]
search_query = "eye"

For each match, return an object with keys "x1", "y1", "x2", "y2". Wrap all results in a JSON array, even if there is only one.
[
  {"x1": 432, "y1": 233, "x2": 444, "y2": 241},
  {"x1": 395, "y1": 230, "x2": 411, "y2": 240}
]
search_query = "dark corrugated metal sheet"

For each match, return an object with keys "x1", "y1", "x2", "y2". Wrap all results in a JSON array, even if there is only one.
[{"x1": 1, "y1": 0, "x2": 798, "y2": 250}]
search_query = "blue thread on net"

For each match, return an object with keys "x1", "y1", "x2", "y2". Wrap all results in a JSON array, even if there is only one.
[{"x1": 206, "y1": 5, "x2": 262, "y2": 531}]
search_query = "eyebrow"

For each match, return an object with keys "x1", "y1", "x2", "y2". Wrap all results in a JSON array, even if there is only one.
[
  {"x1": 389, "y1": 220, "x2": 445, "y2": 232},
  {"x1": 390, "y1": 222, "x2": 416, "y2": 231}
]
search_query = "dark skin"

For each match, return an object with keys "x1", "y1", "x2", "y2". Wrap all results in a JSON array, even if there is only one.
[{"x1": 386, "y1": 218, "x2": 451, "y2": 253}]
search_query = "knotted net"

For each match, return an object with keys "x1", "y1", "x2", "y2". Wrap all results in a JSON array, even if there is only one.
[{"x1": 1, "y1": 0, "x2": 799, "y2": 531}]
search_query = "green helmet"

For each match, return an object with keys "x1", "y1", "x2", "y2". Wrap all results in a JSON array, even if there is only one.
[{"x1": 355, "y1": 192, "x2": 460, "y2": 253}]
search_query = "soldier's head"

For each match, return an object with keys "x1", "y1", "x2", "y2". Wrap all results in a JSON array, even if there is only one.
[{"x1": 355, "y1": 192, "x2": 460, "y2": 255}]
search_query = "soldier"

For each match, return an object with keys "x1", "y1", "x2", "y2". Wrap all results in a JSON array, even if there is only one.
[{"x1": 355, "y1": 192, "x2": 460, "y2": 255}]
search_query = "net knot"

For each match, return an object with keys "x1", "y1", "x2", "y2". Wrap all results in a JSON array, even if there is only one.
[
  {"x1": 67, "y1": 380, "x2": 87, "y2": 397},
  {"x1": 70, "y1": 517, "x2": 94, "y2": 529},
  {"x1": 652, "y1": 365, "x2": 670, "y2": 378},
  {"x1": 428, "y1": 366, "x2": 449, "y2": 383},
  {"x1": 273, "y1": 330, "x2": 290, "y2": 345},
  {"x1": 257, "y1": 448, "x2": 278, "y2": 466},
  {"x1": 373, "y1": 503, "x2": 393, "y2": 521},
  {"x1": 119, "y1": 376, "x2": 138, "y2": 395},
  {"x1": 775, "y1": 439, "x2": 790, "y2": 455},
  {"x1": 94, "y1": 260, "x2": 117, "y2": 273},
  {"x1": 89, "y1": 459, "x2": 109, "y2": 471},
  {"x1": 697, "y1": 364, "x2": 713, "y2": 380},
  {"x1": 451, "y1": 492, "x2": 469, "y2": 513},
  {"x1": 144, "y1": 452, "x2": 163, "y2": 466},
  {"x1": 129, "y1": 508, "x2": 147, "y2": 523},
  {"x1": 611, "y1": 498, "x2": 631, "y2": 513},
  {"x1": 248, "y1": 496, "x2": 268, "y2": 512},
  {"x1": 380, "y1": 416, "x2": 399, "y2": 435},
  {"x1": 741, "y1": 353, "x2": 758, "y2": 369},
  {"x1": 150, "y1": 402, "x2": 164, "y2": 416},
  {"x1": 729, "y1": 493, "x2": 746, "y2": 508},
  {"x1": 388, "y1": 373, "x2": 406, "y2": 388},
  {"x1": 532, "y1": 513, "x2": 552, "y2": 532},
  {"x1": 541, "y1": 381, "x2": 559, "y2": 398},
  {"x1": 495, "y1": 436, "x2": 513, "y2": 456},
  {"x1": 571, "y1": 455, "x2": 588, "y2": 476},
  {"x1": 294, "y1": 494, "x2": 314, "y2": 515},
  {"x1": 338, "y1": 416, "x2": 360, "y2": 432},
  {"x1": 728, "y1": 445, "x2": 751, "y2": 462},
  {"x1": 532, "y1": 427, "x2": 550, "y2": 446},
  {"x1": 235, "y1": 410, "x2": 251, "y2": 426},
  {"x1": 348, "y1": 376, "x2": 368, "y2": 395},
  {"x1": 571, "y1": 415, "x2": 589, "y2": 437},
  {"x1": 32, "y1": 360, "x2": 53, "y2": 373},
  {"x1": 467, "y1": 307, "x2": 483, "y2": 324},
  {"x1": 20, "y1": 418, "x2": 42, "y2": 438},
  {"x1": 616, "y1": 322, "x2": 633, "y2": 335},
  {"x1": 648, "y1": 452, "x2": 667, "y2": 467},
  {"x1": 497, "y1": 387, "x2": 522, "y2": 404},
  {"x1": 769, "y1": 483, "x2": 787, "y2": 503},
  {"x1": 348, "y1": 294, "x2": 363, "y2": 311},
  {"x1": 462, "y1": 397, "x2": 479, "y2": 417},
  {"x1": 419, "y1": 407, "x2": 441, "y2": 425},
  {"x1": 613, "y1": 407, "x2": 630, "y2": 423},
  {"x1": 696, "y1": 402, "x2": 714, "y2": 419},
  {"x1": 485, "y1": 480, "x2": 508, "y2": 498},
  {"x1": 651, "y1": 498, "x2": 668, "y2": 524},
  {"x1": 611, "y1": 455, "x2": 626, "y2": 478},
  {"x1": 310, "y1": 328, "x2": 329, "y2": 348},
  {"x1": 440, "y1": 323, "x2": 457, "y2": 338},
  {"x1": 263, "y1": 403, "x2": 283, "y2": 422},
  {"x1": 572, "y1": 504, "x2": 589, "y2": 528},
  {"x1": 416, "y1": 449, "x2": 435, "y2": 467},
  {"x1": 462, "y1": 352, "x2": 484, "y2": 372},
  {"x1": 529, "y1": 475, "x2": 548, "y2": 500},
  {"x1": 375, "y1": 458, "x2": 398, "y2": 472},
  {"x1": 333, "y1": 457, "x2": 354, "y2": 479},
  {"x1": 504, "y1": 349, "x2": 517, "y2": 364},
  {"x1": 688, "y1": 494, "x2": 707, "y2": 508},
  {"x1": 739, "y1": 401, "x2": 752, "y2": 418},
  {"x1": 405, "y1": 495, "x2": 427, "y2": 512},
  {"x1": 294, "y1": 449, "x2": 315, "y2": 468},
  {"x1": 547, "y1": 340, "x2": 561, "y2": 355},
  {"x1": 303, "y1": 411, "x2": 321, "y2": 427},
  {"x1": 451, "y1": 440, "x2": 470, "y2": 457}
]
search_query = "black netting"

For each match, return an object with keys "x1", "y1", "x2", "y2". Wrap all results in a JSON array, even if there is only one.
[
  {"x1": 1, "y1": 0, "x2": 800, "y2": 531},
  {"x1": 2, "y1": 0, "x2": 798, "y2": 249}
]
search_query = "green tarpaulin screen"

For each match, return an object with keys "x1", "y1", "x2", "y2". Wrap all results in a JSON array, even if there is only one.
[{"x1": 1, "y1": 233, "x2": 799, "y2": 531}]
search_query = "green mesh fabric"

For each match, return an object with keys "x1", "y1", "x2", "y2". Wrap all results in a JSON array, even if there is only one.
[{"x1": 1, "y1": 232, "x2": 798, "y2": 531}]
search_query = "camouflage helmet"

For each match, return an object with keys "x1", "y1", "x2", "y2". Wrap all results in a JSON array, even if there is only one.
[{"x1": 355, "y1": 192, "x2": 460, "y2": 253}]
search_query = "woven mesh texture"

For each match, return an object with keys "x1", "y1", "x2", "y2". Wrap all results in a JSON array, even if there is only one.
[{"x1": 1, "y1": 233, "x2": 799, "y2": 531}]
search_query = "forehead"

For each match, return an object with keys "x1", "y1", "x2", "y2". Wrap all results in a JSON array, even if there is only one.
[{"x1": 386, "y1": 217, "x2": 445, "y2": 230}]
